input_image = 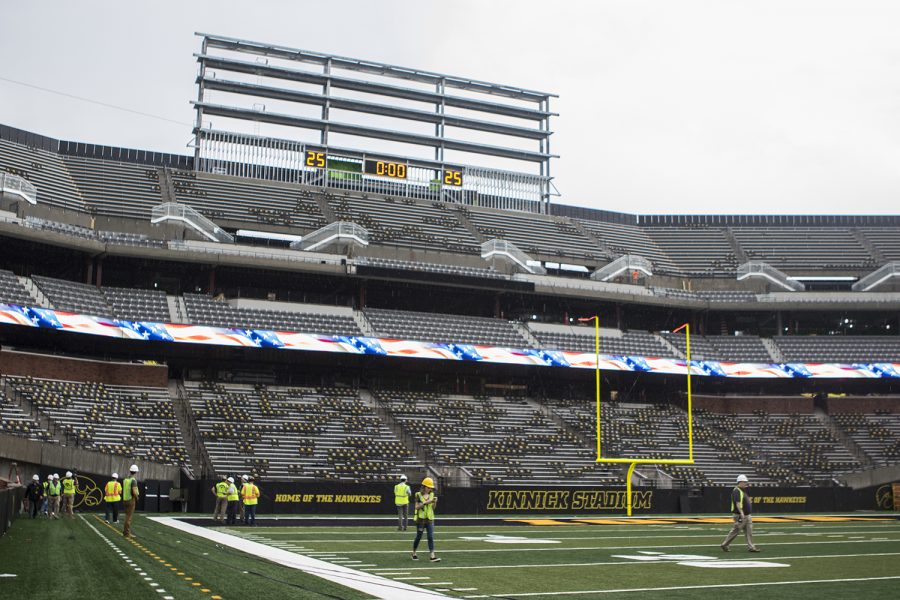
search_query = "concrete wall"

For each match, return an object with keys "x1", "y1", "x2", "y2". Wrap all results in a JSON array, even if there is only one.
[
  {"x1": 693, "y1": 394, "x2": 814, "y2": 414},
  {"x1": 0, "y1": 433, "x2": 180, "y2": 483},
  {"x1": 825, "y1": 396, "x2": 900, "y2": 414}
]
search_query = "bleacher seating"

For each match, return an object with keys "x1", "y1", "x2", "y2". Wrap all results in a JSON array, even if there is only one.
[
  {"x1": 32, "y1": 275, "x2": 113, "y2": 317},
  {"x1": 63, "y1": 157, "x2": 163, "y2": 219},
  {"x1": 185, "y1": 382, "x2": 422, "y2": 481},
  {"x1": 378, "y1": 390, "x2": 618, "y2": 485},
  {"x1": 0, "y1": 379, "x2": 54, "y2": 442},
  {"x1": 0, "y1": 269, "x2": 32, "y2": 306},
  {"x1": 103, "y1": 286, "x2": 171, "y2": 322},
  {"x1": 354, "y1": 256, "x2": 505, "y2": 280},
  {"x1": 0, "y1": 139, "x2": 85, "y2": 212},
  {"x1": 859, "y1": 228, "x2": 900, "y2": 262},
  {"x1": 183, "y1": 294, "x2": 362, "y2": 335},
  {"x1": 645, "y1": 227, "x2": 738, "y2": 276},
  {"x1": 659, "y1": 332, "x2": 717, "y2": 360},
  {"x1": 530, "y1": 327, "x2": 674, "y2": 357},
  {"x1": 365, "y1": 308, "x2": 530, "y2": 347},
  {"x1": 775, "y1": 336, "x2": 900, "y2": 363},
  {"x1": 5, "y1": 376, "x2": 189, "y2": 467},
  {"x1": 831, "y1": 411, "x2": 900, "y2": 467},
  {"x1": 730, "y1": 227, "x2": 876, "y2": 271},
  {"x1": 577, "y1": 219, "x2": 678, "y2": 273},
  {"x1": 705, "y1": 335, "x2": 773, "y2": 362}
]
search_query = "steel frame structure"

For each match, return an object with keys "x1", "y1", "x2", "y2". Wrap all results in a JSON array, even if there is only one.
[{"x1": 192, "y1": 33, "x2": 557, "y2": 212}]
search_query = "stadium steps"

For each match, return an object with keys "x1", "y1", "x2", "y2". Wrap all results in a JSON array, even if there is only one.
[
  {"x1": 158, "y1": 168, "x2": 177, "y2": 204},
  {"x1": 311, "y1": 191, "x2": 337, "y2": 223},
  {"x1": 451, "y1": 206, "x2": 486, "y2": 243},
  {"x1": 568, "y1": 219, "x2": 612, "y2": 259},
  {"x1": 1, "y1": 378, "x2": 66, "y2": 445},
  {"x1": 654, "y1": 333, "x2": 685, "y2": 359},
  {"x1": 361, "y1": 389, "x2": 429, "y2": 465},
  {"x1": 761, "y1": 338, "x2": 784, "y2": 363},
  {"x1": 515, "y1": 323, "x2": 541, "y2": 349},
  {"x1": 170, "y1": 380, "x2": 210, "y2": 478},
  {"x1": 19, "y1": 276, "x2": 53, "y2": 309},
  {"x1": 352, "y1": 310, "x2": 376, "y2": 337},
  {"x1": 536, "y1": 396, "x2": 591, "y2": 449},
  {"x1": 723, "y1": 228, "x2": 749, "y2": 263},
  {"x1": 814, "y1": 408, "x2": 875, "y2": 469},
  {"x1": 850, "y1": 227, "x2": 885, "y2": 265},
  {"x1": 167, "y1": 295, "x2": 188, "y2": 324}
]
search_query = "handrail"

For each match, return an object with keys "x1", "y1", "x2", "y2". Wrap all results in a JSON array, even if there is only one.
[{"x1": 151, "y1": 202, "x2": 234, "y2": 243}]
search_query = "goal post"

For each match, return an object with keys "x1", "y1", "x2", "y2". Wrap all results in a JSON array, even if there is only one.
[{"x1": 582, "y1": 317, "x2": 695, "y2": 516}]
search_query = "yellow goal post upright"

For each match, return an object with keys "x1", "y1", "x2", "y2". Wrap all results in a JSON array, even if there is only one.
[{"x1": 580, "y1": 317, "x2": 695, "y2": 516}]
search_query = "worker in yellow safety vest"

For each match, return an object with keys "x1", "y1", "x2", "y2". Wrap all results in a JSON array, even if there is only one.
[
  {"x1": 394, "y1": 474, "x2": 412, "y2": 531},
  {"x1": 122, "y1": 465, "x2": 140, "y2": 538},
  {"x1": 411, "y1": 477, "x2": 440, "y2": 562},
  {"x1": 60, "y1": 471, "x2": 77, "y2": 518},
  {"x1": 211, "y1": 474, "x2": 229, "y2": 525},
  {"x1": 225, "y1": 477, "x2": 240, "y2": 525},
  {"x1": 241, "y1": 475, "x2": 260, "y2": 526},
  {"x1": 104, "y1": 473, "x2": 123, "y2": 524},
  {"x1": 721, "y1": 474, "x2": 761, "y2": 552},
  {"x1": 47, "y1": 474, "x2": 61, "y2": 519}
]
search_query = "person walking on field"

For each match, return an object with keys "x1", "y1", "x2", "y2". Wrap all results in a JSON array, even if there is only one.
[
  {"x1": 411, "y1": 477, "x2": 440, "y2": 562},
  {"x1": 104, "y1": 473, "x2": 123, "y2": 523},
  {"x1": 24, "y1": 474, "x2": 44, "y2": 519},
  {"x1": 241, "y1": 475, "x2": 260, "y2": 526},
  {"x1": 212, "y1": 474, "x2": 229, "y2": 525},
  {"x1": 394, "y1": 474, "x2": 412, "y2": 531},
  {"x1": 60, "y1": 471, "x2": 77, "y2": 518},
  {"x1": 47, "y1": 474, "x2": 61, "y2": 519},
  {"x1": 721, "y1": 474, "x2": 761, "y2": 552},
  {"x1": 122, "y1": 465, "x2": 140, "y2": 538}
]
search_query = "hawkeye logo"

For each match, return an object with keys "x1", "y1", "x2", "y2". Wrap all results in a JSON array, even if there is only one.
[{"x1": 486, "y1": 490, "x2": 652, "y2": 511}]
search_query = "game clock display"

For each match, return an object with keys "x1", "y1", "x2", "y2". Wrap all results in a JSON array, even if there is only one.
[{"x1": 364, "y1": 159, "x2": 407, "y2": 179}]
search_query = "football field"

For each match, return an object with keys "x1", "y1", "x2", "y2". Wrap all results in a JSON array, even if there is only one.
[{"x1": 1, "y1": 513, "x2": 898, "y2": 599}]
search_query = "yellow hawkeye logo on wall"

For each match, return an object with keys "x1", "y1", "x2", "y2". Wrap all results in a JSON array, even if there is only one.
[{"x1": 486, "y1": 490, "x2": 653, "y2": 511}]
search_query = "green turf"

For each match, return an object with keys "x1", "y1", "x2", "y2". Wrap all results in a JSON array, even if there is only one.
[{"x1": 2, "y1": 513, "x2": 898, "y2": 599}]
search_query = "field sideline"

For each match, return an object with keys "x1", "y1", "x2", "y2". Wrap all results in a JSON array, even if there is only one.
[{"x1": 1, "y1": 513, "x2": 898, "y2": 599}]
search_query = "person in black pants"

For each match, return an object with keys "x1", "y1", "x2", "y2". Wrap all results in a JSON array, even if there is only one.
[{"x1": 24, "y1": 474, "x2": 44, "y2": 519}]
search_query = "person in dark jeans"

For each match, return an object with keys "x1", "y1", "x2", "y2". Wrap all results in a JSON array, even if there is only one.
[{"x1": 24, "y1": 474, "x2": 44, "y2": 519}]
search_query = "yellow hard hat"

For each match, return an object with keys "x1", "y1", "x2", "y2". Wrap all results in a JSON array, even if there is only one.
[{"x1": 421, "y1": 477, "x2": 435, "y2": 488}]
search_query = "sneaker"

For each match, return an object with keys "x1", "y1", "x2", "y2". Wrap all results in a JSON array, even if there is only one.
[
  {"x1": 720, "y1": 544, "x2": 730, "y2": 552},
  {"x1": 430, "y1": 556, "x2": 441, "y2": 563},
  {"x1": 749, "y1": 547, "x2": 761, "y2": 553},
  {"x1": 411, "y1": 553, "x2": 418, "y2": 560}
]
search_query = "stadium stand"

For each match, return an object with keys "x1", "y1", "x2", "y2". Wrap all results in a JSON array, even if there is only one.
[
  {"x1": 730, "y1": 226, "x2": 876, "y2": 271},
  {"x1": 644, "y1": 226, "x2": 739, "y2": 276},
  {"x1": 0, "y1": 269, "x2": 32, "y2": 306},
  {"x1": 32, "y1": 275, "x2": 113, "y2": 317},
  {"x1": 705, "y1": 335, "x2": 773, "y2": 362},
  {"x1": 775, "y1": 336, "x2": 900, "y2": 362},
  {"x1": 0, "y1": 380, "x2": 54, "y2": 442},
  {"x1": 576, "y1": 218, "x2": 679, "y2": 273},
  {"x1": 182, "y1": 294, "x2": 362, "y2": 335},
  {"x1": 102, "y1": 286, "x2": 171, "y2": 323},
  {"x1": 63, "y1": 157, "x2": 163, "y2": 219},
  {"x1": 354, "y1": 256, "x2": 506, "y2": 280},
  {"x1": 529, "y1": 326, "x2": 675, "y2": 357},
  {"x1": 830, "y1": 411, "x2": 900, "y2": 467},
  {"x1": 185, "y1": 382, "x2": 422, "y2": 481},
  {"x1": 365, "y1": 308, "x2": 530, "y2": 347},
  {"x1": 0, "y1": 138, "x2": 86, "y2": 212},
  {"x1": 4, "y1": 376, "x2": 189, "y2": 467},
  {"x1": 859, "y1": 228, "x2": 900, "y2": 262},
  {"x1": 377, "y1": 390, "x2": 618, "y2": 485}
]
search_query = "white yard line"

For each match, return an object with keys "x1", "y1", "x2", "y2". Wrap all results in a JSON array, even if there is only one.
[
  {"x1": 386, "y1": 550, "x2": 900, "y2": 572},
  {"x1": 461, "y1": 575, "x2": 900, "y2": 597},
  {"x1": 150, "y1": 517, "x2": 449, "y2": 600}
]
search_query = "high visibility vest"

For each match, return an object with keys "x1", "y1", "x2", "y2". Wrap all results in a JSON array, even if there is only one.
[
  {"x1": 48, "y1": 481, "x2": 61, "y2": 496},
  {"x1": 123, "y1": 477, "x2": 139, "y2": 502},
  {"x1": 415, "y1": 491, "x2": 436, "y2": 521},
  {"x1": 43, "y1": 481, "x2": 49, "y2": 495},
  {"x1": 394, "y1": 483, "x2": 410, "y2": 506},
  {"x1": 62, "y1": 478, "x2": 76, "y2": 495},
  {"x1": 730, "y1": 487, "x2": 744, "y2": 513},
  {"x1": 105, "y1": 481, "x2": 122, "y2": 502},
  {"x1": 215, "y1": 481, "x2": 229, "y2": 498},
  {"x1": 241, "y1": 483, "x2": 259, "y2": 506},
  {"x1": 226, "y1": 484, "x2": 239, "y2": 502}
]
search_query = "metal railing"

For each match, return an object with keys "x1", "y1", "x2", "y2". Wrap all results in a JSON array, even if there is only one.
[
  {"x1": 481, "y1": 239, "x2": 547, "y2": 274},
  {"x1": 291, "y1": 221, "x2": 369, "y2": 253},
  {"x1": 852, "y1": 261, "x2": 900, "y2": 292},
  {"x1": 150, "y1": 202, "x2": 234, "y2": 243},
  {"x1": 590, "y1": 254, "x2": 653, "y2": 282},
  {"x1": 737, "y1": 261, "x2": 804, "y2": 292},
  {"x1": 0, "y1": 172, "x2": 37, "y2": 205}
]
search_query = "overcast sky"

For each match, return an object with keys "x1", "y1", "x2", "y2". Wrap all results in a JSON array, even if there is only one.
[{"x1": 1, "y1": 0, "x2": 899, "y2": 215}]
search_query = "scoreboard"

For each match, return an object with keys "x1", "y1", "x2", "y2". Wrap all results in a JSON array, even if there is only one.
[{"x1": 305, "y1": 150, "x2": 463, "y2": 187}]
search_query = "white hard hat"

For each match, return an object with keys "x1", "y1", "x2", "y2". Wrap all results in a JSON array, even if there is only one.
[
  {"x1": 53, "y1": 473, "x2": 59, "y2": 479},
  {"x1": 33, "y1": 474, "x2": 40, "y2": 481},
  {"x1": 112, "y1": 473, "x2": 119, "y2": 479},
  {"x1": 129, "y1": 464, "x2": 139, "y2": 472},
  {"x1": 241, "y1": 474, "x2": 249, "y2": 480},
  {"x1": 66, "y1": 471, "x2": 73, "y2": 477},
  {"x1": 400, "y1": 474, "x2": 407, "y2": 480},
  {"x1": 47, "y1": 474, "x2": 53, "y2": 480},
  {"x1": 736, "y1": 474, "x2": 749, "y2": 483},
  {"x1": 227, "y1": 477, "x2": 234, "y2": 483}
]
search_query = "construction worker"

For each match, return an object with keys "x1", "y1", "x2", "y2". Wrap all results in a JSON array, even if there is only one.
[
  {"x1": 238, "y1": 475, "x2": 249, "y2": 522},
  {"x1": 41, "y1": 474, "x2": 51, "y2": 516},
  {"x1": 225, "y1": 477, "x2": 239, "y2": 525},
  {"x1": 60, "y1": 471, "x2": 76, "y2": 518},
  {"x1": 241, "y1": 475, "x2": 260, "y2": 526},
  {"x1": 47, "y1": 474, "x2": 61, "y2": 519},
  {"x1": 24, "y1": 474, "x2": 43, "y2": 519},
  {"x1": 411, "y1": 477, "x2": 440, "y2": 562},
  {"x1": 122, "y1": 465, "x2": 140, "y2": 538},
  {"x1": 211, "y1": 474, "x2": 229, "y2": 525},
  {"x1": 721, "y1": 474, "x2": 761, "y2": 553},
  {"x1": 104, "y1": 473, "x2": 123, "y2": 523},
  {"x1": 394, "y1": 474, "x2": 412, "y2": 531}
]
